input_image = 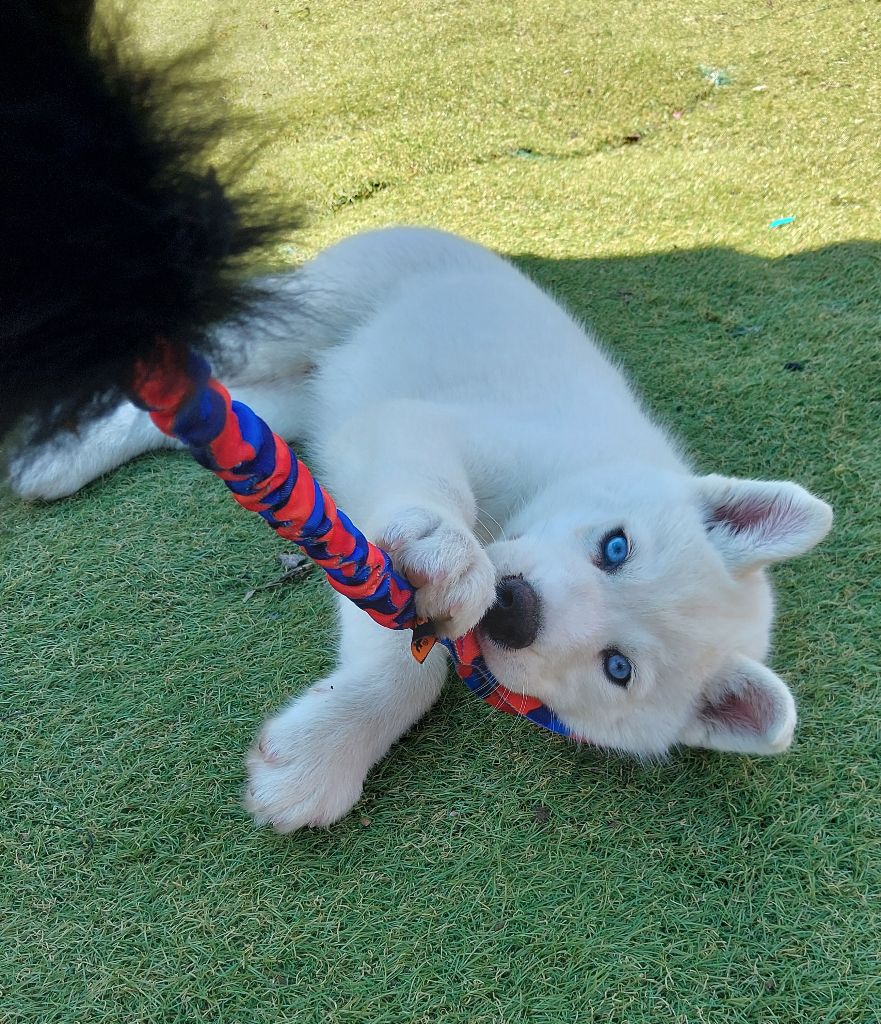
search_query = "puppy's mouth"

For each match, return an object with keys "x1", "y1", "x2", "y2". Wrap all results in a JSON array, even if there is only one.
[{"x1": 471, "y1": 624, "x2": 586, "y2": 742}]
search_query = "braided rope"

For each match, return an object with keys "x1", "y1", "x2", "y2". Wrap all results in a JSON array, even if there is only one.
[{"x1": 131, "y1": 344, "x2": 575, "y2": 740}]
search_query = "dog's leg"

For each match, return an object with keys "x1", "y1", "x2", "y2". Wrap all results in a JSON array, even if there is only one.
[
  {"x1": 320, "y1": 400, "x2": 498, "y2": 640},
  {"x1": 6, "y1": 378, "x2": 312, "y2": 501},
  {"x1": 246, "y1": 400, "x2": 497, "y2": 831},
  {"x1": 6, "y1": 401, "x2": 180, "y2": 501},
  {"x1": 245, "y1": 596, "x2": 449, "y2": 830}
]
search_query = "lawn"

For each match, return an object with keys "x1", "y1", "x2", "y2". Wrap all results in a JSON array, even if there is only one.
[{"x1": 2, "y1": 1, "x2": 879, "y2": 1021}]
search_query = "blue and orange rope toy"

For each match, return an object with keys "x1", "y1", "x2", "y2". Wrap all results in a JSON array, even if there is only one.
[{"x1": 133, "y1": 342, "x2": 576, "y2": 740}]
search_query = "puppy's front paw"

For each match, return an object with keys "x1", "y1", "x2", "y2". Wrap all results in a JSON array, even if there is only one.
[
  {"x1": 378, "y1": 506, "x2": 496, "y2": 638},
  {"x1": 245, "y1": 701, "x2": 368, "y2": 832}
]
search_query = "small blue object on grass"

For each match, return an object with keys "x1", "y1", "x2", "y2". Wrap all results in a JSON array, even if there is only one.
[
  {"x1": 769, "y1": 216, "x2": 796, "y2": 228},
  {"x1": 699, "y1": 65, "x2": 731, "y2": 87}
]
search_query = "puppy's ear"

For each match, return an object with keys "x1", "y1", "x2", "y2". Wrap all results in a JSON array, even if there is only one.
[
  {"x1": 679, "y1": 656, "x2": 796, "y2": 755},
  {"x1": 696, "y1": 475, "x2": 832, "y2": 573}
]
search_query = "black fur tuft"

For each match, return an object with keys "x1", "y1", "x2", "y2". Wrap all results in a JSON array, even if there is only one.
[{"x1": 0, "y1": 3, "x2": 299, "y2": 441}]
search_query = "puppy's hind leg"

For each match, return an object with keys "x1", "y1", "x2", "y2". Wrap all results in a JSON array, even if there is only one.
[
  {"x1": 7, "y1": 401, "x2": 181, "y2": 501},
  {"x1": 246, "y1": 597, "x2": 449, "y2": 831},
  {"x1": 7, "y1": 376, "x2": 309, "y2": 502}
]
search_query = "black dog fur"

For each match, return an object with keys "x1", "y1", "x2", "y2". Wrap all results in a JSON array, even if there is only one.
[{"x1": 0, "y1": 1, "x2": 296, "y2": 442}]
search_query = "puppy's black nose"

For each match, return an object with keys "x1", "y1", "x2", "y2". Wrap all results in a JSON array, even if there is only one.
[{"x1": 480, "y1": 575, "x2": 541, "y2": 649}]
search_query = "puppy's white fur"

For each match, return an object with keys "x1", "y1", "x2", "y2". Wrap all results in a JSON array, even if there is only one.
[{"x1": 10, "y1": 227, "x2": 832, "y2": 830}]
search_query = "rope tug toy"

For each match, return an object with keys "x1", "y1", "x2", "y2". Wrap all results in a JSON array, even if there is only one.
[{"x1": 1, "y1": 2, "x2": 575, "y2": 741}]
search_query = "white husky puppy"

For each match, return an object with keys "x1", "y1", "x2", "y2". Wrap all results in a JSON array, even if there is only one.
[{"x1": 11, "y1": 227, "x2": 832, "y2": 830}]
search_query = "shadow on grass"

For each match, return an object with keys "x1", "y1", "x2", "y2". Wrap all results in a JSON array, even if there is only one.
[{"x1": 509, "y1": 240, "x2": 879, "y2": 488}]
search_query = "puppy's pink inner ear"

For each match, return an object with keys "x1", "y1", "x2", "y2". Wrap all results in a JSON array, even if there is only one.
[
  {"x1": 699, "y1": 475, "x2": 832, "y2": 570},
  {"x1": 698, "y1": 683, "x2": 777, "y2": 734},
  {"x1": 708, "y1": 494, "x2": 786, "y2": 537}
]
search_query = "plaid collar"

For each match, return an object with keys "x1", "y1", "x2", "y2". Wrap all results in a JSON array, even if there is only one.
[{"x1": 441, "y1": 634, "x2": 577, "y2": 740}]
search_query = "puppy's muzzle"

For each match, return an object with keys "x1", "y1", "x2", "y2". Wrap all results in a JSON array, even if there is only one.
[{"x1": 481, "y1": 575, "x2": 541, "y2": 649}]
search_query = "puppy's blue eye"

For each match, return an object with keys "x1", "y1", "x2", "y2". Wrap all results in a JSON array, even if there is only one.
[
  {"x1": 603, "y1": 650, "x2": 632, "y2": 687},
  {"x1": 600, "y1": 530, "x2": 629, "y2": 569}
]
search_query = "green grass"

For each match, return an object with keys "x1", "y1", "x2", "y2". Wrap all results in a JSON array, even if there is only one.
[{"x1": 2, "y1": 1, "x2": 880, "y2": 1020}]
